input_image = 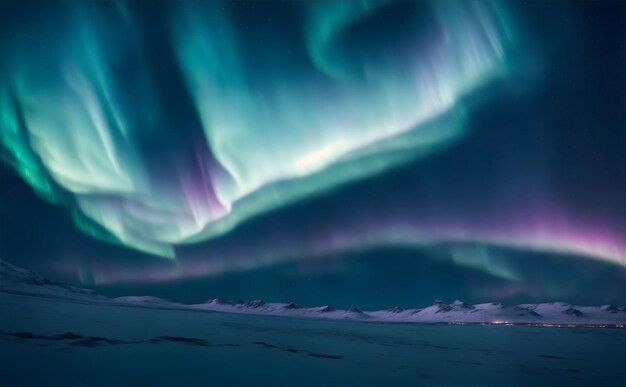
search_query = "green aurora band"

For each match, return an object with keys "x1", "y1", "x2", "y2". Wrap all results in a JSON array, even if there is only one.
[{"x1": 1, "y1": 0, "x2": 514, "y2": 258}]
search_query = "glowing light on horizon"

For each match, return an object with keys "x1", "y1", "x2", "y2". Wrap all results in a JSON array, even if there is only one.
[{"x1": 70, "y1": 201, "x2": 626, "y2": 286}]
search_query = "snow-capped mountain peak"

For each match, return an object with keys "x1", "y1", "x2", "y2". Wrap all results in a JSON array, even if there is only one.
[{"x1": 2, "y1": 260, "x2": 625, "y2": 326}]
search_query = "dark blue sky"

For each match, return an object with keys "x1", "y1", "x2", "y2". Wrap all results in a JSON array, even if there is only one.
[{"x1": 1, "y1": 0, "x2": 625, "y2": 309}]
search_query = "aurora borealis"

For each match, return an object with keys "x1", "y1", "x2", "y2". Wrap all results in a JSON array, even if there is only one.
[
  {"x1": 1, "y1": 0, "x2": 625, "y2": 308},
  {"x1": 2, "y1": 0, "x2": 514, "y2": 257}
]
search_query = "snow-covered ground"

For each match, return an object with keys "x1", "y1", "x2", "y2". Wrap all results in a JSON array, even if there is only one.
[{"x1": 1, "y1": 260, "x2": 625, "y2": 386}]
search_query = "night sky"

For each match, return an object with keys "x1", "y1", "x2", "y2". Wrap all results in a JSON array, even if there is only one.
[{"x1": 1, "y1": 0, "x2": 625, "y2": 309}]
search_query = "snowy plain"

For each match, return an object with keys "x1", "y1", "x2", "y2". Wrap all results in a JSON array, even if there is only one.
[{"x1": 1, "y1": 261, "x2": 625, "y2": 386}]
